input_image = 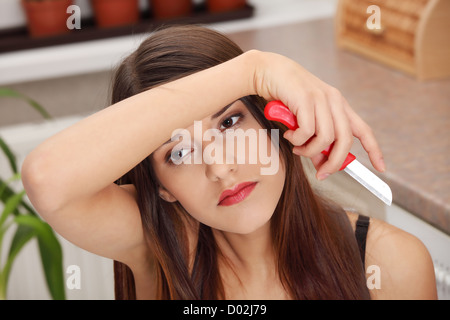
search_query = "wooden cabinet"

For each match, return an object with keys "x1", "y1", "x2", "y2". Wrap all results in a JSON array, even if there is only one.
[{"x1": 336, "y1": 0, "x2": 450, "y2": 80}]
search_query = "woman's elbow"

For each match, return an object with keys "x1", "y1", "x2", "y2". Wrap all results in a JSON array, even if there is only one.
[{"x1": 21, "y1": 150, "x2": 66, "y2": 217}]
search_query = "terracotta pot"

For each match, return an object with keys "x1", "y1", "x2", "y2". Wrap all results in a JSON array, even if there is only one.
[
  {"x1": 91, "y1": 0, "x2": 139, "y2": 28},
  {"x1": 207, "y1": 0, "x2": 246, "y2": 13},
  {"x1": 21, "y1": 0, "x2": 73, "y2": 37},
  {"x1": 150, "y1": 0, "x2": 192, "y2": 19}
]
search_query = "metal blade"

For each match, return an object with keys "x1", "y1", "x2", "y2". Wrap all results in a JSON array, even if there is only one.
[{"x1": 344, "y1": 160, "x2": 392, "y2": 206}]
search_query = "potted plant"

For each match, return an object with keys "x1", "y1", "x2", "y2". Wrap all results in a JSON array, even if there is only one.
[
  {"x1": 21, "y1": 0, "x2": 73, "y2": 37},
  {"x1": 150, "y1": 0, "x2": 192, "y2": 20},
  {"x1": 90, "y1": 0, "x2": 140, "y2": 28},
  {"x1": 207, "y1": 0, "x2": 246, "y2": 13},
  {"x1": 0, "y1": 88, "x2": 65, "y2": 300}
]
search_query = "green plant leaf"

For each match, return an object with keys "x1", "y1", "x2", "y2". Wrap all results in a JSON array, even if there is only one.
[
  {"x1": 13, "y1": 215, "x2": 66, "y2": 300},
  {"x1": 0, "y1": 173, "x2": 21, "y2": 201},
  {"x1": 0, "y1": 137, "x2": 18, "y2": 174},
  {"x1": 0, "y1": 88, "x2": 51, "y2": 120},
  {"x1": 0, "y1": 190, "x2": 25, "y2": 229},
  {"x1": 0, "y1": 223, "x2": 36, "y2": 299},
  {"x1": 0, "y1": 177, "x2": 13, "y2": 202},
  {"x1": 19, "y1": 200, "x2": 38, "y2": 217},
  {"x1": 0, "y1": 177, "x2": 35, "y2": 218},
  {"x1": 37, "y1": 235, "x2": 66, "y2": 300},
  {"x1": 0, "y1": 87, "x2": 59, "y2": 300}
]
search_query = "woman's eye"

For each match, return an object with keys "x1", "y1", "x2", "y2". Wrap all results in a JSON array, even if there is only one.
[
  {"x1": 169, "y1": 148, "x2": 192, "y2": 164},
  {"x1": 219, "y1": 114, "x2": 241, "y2": 130}
]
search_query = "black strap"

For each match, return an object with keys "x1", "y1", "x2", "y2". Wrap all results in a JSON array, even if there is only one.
[{"x1": 355, "y1": 215, "x2": 370, "y2": 270}]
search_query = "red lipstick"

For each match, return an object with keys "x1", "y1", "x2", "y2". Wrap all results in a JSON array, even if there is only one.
[{"x1": 218, "y1": 182, "x2": 257, "y2": 206}]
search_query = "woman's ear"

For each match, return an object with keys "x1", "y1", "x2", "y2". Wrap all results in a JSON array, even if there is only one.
[{"x1": 158, "y1": 186, "x2": 177, "y2": 203}]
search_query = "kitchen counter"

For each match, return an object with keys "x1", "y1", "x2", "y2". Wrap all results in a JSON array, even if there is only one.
[{"x1": 228, "y1": 18, "x2": 450, "y2": 235}]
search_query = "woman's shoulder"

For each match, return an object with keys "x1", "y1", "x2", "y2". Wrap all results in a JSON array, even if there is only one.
[{"x1": 346, "y1": 211, "x2": 437, "y2": 299}]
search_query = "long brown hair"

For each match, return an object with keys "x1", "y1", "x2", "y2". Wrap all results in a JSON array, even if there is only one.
[{"x1": 111, "y1": 25, "x2": 370, "y2": 300}]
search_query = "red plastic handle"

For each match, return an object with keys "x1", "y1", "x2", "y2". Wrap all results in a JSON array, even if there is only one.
[{"x1": 264, "y1": 100, "x2": 356, "y2": 171}]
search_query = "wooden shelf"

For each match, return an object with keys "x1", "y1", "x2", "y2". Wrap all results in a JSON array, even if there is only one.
[{"x1": 0, "y1": 4, "x2": 254, "y2": 54}]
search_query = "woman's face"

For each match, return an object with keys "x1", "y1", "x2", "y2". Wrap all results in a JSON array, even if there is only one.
[{"x1": 151, "y1": 100, "x2": 286, "y2": 234}]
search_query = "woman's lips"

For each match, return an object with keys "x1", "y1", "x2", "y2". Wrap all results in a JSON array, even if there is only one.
[{"x1": 218, "y1": 182, "x2": 257, "y2": 206}]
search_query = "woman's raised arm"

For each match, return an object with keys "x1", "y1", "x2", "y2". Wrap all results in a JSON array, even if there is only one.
[
  {"x1": 22, "y1": 50, "x2": 256, "y2": 216},
  {"x1": 20, "y1": 49, "x2": 257, "y2": 264}
]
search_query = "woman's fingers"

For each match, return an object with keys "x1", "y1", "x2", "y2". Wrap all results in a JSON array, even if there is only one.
[
  {"x1": 286, "y1": 88, "x2": 385, "y2": 180},
  {"x1": 288, "y1": 88, "x2": 353, "y2": 180},
  {"x1": 253, "y1": 52, "x2": 385, "y2": 175},
  {"x1": 314, "y1": 91, "x2": 353, "y2": 179},
  {"x1": 283, "y1": 93, "x2": 315, "y2": 147},
  {"x1": 343, "y1": 98, "x2": 386, "y2": 173},
  {"x1": 310, "y1": 95, "x2": 385, "y2": 178},
  {"x1": 291, "y1": 90, "x2": 335, "y2": 161},
  {"x1": 310, "y1": 153, "x2": 327, "y2": 171}
]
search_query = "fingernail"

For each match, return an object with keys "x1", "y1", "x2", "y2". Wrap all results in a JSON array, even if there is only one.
[{"x1": 318, "y1": 173, "x2": 330, "y2": 181}]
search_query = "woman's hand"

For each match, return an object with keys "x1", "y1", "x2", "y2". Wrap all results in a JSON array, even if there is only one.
[{"x1": 250, "y1": 50, "x2": 385, "y2": 180}]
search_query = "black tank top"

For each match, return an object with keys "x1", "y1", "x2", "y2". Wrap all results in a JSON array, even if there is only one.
[{"x1": 354, "y1": 215, "x2": 370, "y2": 270}]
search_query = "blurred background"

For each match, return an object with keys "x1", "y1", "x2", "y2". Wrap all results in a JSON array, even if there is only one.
[{"x1": 0, "y1": 0, "x2": 449, "y2": 300}]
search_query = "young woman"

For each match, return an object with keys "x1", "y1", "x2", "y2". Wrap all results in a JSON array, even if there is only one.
[{"x1": 22, "y1": 26, "x2": 437, "y2": 300}]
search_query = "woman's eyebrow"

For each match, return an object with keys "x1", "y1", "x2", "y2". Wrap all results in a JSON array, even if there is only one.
[
  {"x1": 210, "y1": 102, "x2": 234, "y2": 120},
  {"x1": 160, "y1": 135, "x2": 181, "y2": 148}
]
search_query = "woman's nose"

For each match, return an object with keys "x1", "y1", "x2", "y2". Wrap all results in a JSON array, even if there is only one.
[
  {"x1": 203, "y1": 139, "x2": 238, "y2": 181},
  {"x1": 205, "y1": 160, "x2": 238, "y2": 182}
]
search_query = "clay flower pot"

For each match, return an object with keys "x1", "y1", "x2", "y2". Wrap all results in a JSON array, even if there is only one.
[
  {"x1": 91, "y1": 0, "x2": 139, "y2": 28},
  {"x1": 21, "y1": 0, "x2": 73, "y2": 37},
  {"x1": 150, "y1": 0, "x2": 192, "y2": 19},
  {"x1": 207, "y1": 0, "x2": 246, "y2": 13}
]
